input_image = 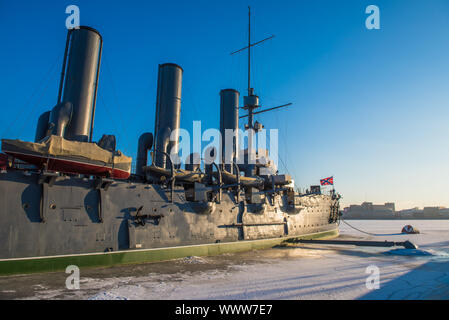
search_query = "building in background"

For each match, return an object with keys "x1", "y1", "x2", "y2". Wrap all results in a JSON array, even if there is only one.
[
  {"x1": 342, "y1": 202, "x2": 449, "y2": 219},
  {"x1": 343, "y1": 202, "x2": 396, "y2": 219}
]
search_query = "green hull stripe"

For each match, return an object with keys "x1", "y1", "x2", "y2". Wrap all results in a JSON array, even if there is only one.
[{"x1": 0, "y1": 229, "x2": 338, "y2": 276}]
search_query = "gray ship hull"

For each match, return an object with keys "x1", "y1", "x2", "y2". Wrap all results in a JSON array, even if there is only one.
[{"x1": 0, "y1": 170, "x2": 339, "y2": 275}]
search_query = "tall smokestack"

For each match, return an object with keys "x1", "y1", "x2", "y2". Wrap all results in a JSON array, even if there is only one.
[
  {"x1": 58, "y1": 26, "x2": 102, "y2": 142},
  {"x1": 153, "y1": 63, "x2": 183, "y2": 168},
  {"x1": 219, "y1": 89, "x2": 239, "y2": 173}
]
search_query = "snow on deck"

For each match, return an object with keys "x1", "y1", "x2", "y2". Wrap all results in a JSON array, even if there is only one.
[{"x1": 1, "y1": 219, "x2": 449, "y2": 300}]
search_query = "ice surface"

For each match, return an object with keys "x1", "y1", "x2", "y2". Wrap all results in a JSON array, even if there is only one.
[
  {"x1": 383, "y1": 248, "x2": 449, "y2": 257},
  {"x1": 2, "y1": 219, "x2": 449, "y2": 300},
  {"x1": 176, "y1": 256, "x2": 210, "y2": 264}
]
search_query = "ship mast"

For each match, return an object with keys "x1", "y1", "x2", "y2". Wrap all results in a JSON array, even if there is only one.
[
  {"x1": 247, "y1": 6, "x2": 251, "y2": 96},
  {"x1": 231, "y1": 6, "x2": 291, "y2": 132}
]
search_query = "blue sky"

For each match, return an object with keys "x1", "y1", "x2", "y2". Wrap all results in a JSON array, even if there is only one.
[{"x1": 0, "y1": 0, "x2": 448, "y2": 209}]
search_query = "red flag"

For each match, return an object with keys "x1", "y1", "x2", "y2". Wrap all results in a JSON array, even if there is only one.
[{"x1": 320, "y1": 176, "x2": 333, "y2": 186}]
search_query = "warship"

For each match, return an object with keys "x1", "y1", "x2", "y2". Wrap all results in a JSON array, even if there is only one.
[{"x1": 0, "y1": 10, "x2": 340, "y2": 275}]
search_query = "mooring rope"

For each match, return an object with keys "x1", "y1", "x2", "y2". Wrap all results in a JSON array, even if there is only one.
[{"x1": 340, "y1": 218, "x2": 403, "y2": 236}]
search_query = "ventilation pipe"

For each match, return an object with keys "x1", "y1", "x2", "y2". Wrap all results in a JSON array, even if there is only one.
[
  {"x1": 153, "y1": 63, "x2": 183, "y2": 169},
  {"x1": 57, "y1": 26, "x2": 102, "y2": 142},
  {"x1": 48, "y1": 102, "x2": 73, "y2": 137},
  {"x1": 219, "y1": 89, "x2": 239, "y2": 173},
  {"x1": 136, "y1": 132, "x2": 153, "y2": 176},
  {"x1": 35, "y1": 111, "x2": 51, "y2": 142}
]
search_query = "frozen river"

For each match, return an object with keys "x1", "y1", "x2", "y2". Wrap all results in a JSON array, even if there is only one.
[{"x1": 1, "y1": 219, "x2": 449, "y2": 300}]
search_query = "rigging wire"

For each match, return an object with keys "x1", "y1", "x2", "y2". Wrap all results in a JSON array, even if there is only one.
[
  {"x1": 229, "y1": 41, "x2": 237, "y2": 90},
  {"x1": 251, "y1": 15, "x2": 256, "y2": 93},
  {"x1": 102, "y1": 54, "x2": 127, "y2": 133},
  {"x1": 282, "y1": 117, "x2": 301, "y2": 190},
  {"x1": 126, "y1": 66, "x2": 153, "y2": 132},
  {"x1": 96, "y1": 90, "x2": 123, "y2": 135},
  {"x1": 182, "y1": 81, "x2": 200, "y2": 122},
  {"x1": 16, "y1": 65, "x2": 59, "y2": 136},
  {"x1": 102, "y1": 53, "x2": 136, "y2": 155},
  {"x1": 96, "y1": 89, "x2": 135, "y2": 154},
  {"x1": 1, "y1": 57, "x2": 60, "y2": 139},
  {"x1": 273, "y1": 109, "x2": 300, "y2": 190}
]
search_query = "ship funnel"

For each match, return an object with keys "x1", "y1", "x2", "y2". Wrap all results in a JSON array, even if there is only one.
[
  {"x1": 220, "y1": 89, "x2": 239, "y2": 173},
  {"x1": 58, "y1": 26, "x2": 102, "y2": 142},
  {"x1": 153, "y1": 63, "x2": 183, "y2": 169}
]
